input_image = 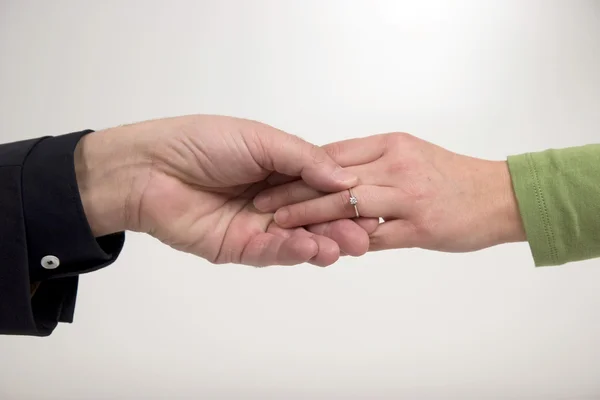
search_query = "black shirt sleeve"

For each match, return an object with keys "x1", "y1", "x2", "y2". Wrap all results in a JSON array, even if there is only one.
[{"x1": 0, "y1": 130, "x2": 125, "y2": 336}]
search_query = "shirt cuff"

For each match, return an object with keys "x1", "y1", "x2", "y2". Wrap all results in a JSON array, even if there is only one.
[
  {"x1": 19, "y1": 130, "x2": 124, "y2": 334},
  {"x1": 507, "y1": 153, "x2": 557, "y2": 266},
  {"x1": 22, "y1": 130, "x2": 125, "y2": 282},
  {"x1": 30, "y1": 276, "x2": 79, "y2": 335},
  {"x1": 508, "y1": 145, "x2": 600, "y2": 266}
]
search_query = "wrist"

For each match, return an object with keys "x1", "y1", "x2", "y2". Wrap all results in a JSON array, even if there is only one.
[
  {"x1": 75, "y1": 126, "x2": 151, "y2": 237},
  {"x1": 481, "y1": 160, "x2": 527, "y2": 246}
]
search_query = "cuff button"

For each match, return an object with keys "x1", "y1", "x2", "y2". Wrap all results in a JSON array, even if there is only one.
[{"x1": 41, "y1": 255, "x2": 60, "y2": 270}]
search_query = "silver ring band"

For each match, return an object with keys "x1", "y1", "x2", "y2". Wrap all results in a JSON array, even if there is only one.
[{"x1": 348, "y1": 188, "x2": 360, "y2": 218}]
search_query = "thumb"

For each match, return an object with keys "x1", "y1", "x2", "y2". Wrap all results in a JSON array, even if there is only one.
[{"x1": 253, "y1": 127, "x2": 358, "y2": 192}]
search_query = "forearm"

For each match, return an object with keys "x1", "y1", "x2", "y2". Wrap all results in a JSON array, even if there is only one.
[{"x1": 508, "y1": 144, "x2": 600, "y2": 266}]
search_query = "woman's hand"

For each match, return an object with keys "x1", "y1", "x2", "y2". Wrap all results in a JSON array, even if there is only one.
[{"x1": 254, "y1": 133, "x2": 526, "y2": 253}]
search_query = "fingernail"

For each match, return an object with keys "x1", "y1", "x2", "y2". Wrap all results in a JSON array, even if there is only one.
[
  {"x1": 332, "y1": 167, "x2": 357, "y2": 185},
  {"x1": 253, "y1": 194, "x2": 271, "y2": 212},
  {"x1": 274, "y1": 209, "x2": 289, "y2": 225}
]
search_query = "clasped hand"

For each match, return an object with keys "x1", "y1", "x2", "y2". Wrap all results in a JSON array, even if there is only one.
[{"x1": 76, "y1": 115, "x2": 525, "y2": 268}]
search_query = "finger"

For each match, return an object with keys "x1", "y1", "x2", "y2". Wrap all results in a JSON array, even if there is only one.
[
  {"x1": 255, "y1": 164, "x2": 383, "y2": 212},
  {"x1": 266, "y1": 135, "x2": 386, "y2": 182},
  {"x1": 322, "y1": 135, "x2": 387, "y2": 166},
  {"x1": 254, "y1": 180, "x2": 323, "y2": 212},
  {"x1": 239, "y1": 232, "x2": 318, "y2": 267},
  {"x1": 307, "y1": 219, "x2": 372, "y2": 257},
  {"x1": 274, "y1": 186, "x2": 408, "y2": 228},
  {"x1": 368, "y1": 220, "x2": 419, "y2": 251},
  {"x1": 306, "y1": 234, "x2": 340, "y2": 266},
  {"x1": 270, "y1": 218, "x2": 379, "y2": 259},
  {"x1": 267, "y1": 225, "x2": 340, "y2": 267},
  {"x1": 256, "y1": 130, "x2": 358, "y2": 192}
]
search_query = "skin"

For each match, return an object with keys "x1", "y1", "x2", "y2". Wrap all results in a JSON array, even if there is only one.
[
  {"x1": 254, "y1": 133, "x2": 527, "y2": 253},
  {"x1": 73, "y1": 115, "x2": 379, "y2": 267}
]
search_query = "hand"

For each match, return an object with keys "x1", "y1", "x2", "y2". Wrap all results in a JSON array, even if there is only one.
[
  {"x1": 74, "y1": 115, "x2": 378, "y2": 266},
  {"x1": 254, "y1": 133, "x2": 526, "y2": 253}
]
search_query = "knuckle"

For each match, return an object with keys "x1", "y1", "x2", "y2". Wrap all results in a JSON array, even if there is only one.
[
  {"x1": 308, "y1": 143, "x2": 328, "y2": 165},
  {"x1": 299, "y1": 203, "x2": 310, "y2": 222},
  {"x1": 384, "y1": 132, "x2": 415, "y2": 153},
  {"x1": 386, "y1": 132, "x2": 412, "y2": 143},
  {"x1": 324, "y1": 142, "x2": 341, "y2": 160},
  {"x1": 337, "y1": 190, "x2": 350, "y2": 210}
]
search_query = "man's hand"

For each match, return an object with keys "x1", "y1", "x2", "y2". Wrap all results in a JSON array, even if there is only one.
[
  {"x1": 254, "y1": 133, "x2": 526, "y2": 253},
  {"x1": 73, "y1": 115, "x2": 378, "y2": 267}
]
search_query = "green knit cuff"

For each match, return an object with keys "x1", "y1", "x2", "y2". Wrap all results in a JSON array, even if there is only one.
[
  {"x1": 508, "y1": 145, "x2": 600, "y2": 267},
  {"x1": 507, "y1": 153, "x2": 557, "y2": 266}
]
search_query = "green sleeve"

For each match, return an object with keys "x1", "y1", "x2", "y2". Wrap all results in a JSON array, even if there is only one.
[{"x1": 507, "y1": 144, "x2": 600, "y2": 266}]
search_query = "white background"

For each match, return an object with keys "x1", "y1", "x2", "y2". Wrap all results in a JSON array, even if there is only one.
[{"x1": 1, "y1": 1, "x2": 600, "y2": 399}]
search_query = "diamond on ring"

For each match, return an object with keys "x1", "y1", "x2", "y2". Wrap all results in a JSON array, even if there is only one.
[{"x1": 348, "y1": 188, "x2": 360, "y2": 218}]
